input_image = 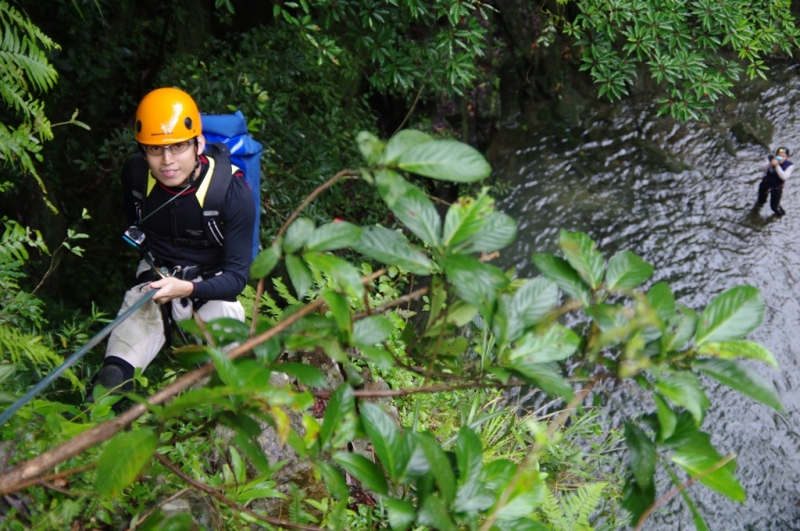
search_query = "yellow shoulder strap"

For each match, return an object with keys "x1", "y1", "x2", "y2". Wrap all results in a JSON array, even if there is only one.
[
  {"x1": 195, "y1": 157, "x2": 216, "y2": 208},
  {"x1": 146, "y1": 172, "x2": 157, "y2": 196}
]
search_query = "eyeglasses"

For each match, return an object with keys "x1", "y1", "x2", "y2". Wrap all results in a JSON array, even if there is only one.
[{"x1": 141, "y1": 138, "x2": 196, "y2": 156}]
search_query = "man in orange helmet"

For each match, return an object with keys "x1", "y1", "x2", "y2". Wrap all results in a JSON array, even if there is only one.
[{"x1": 92, "y1": 87, "x2": 255, "y2": 395}]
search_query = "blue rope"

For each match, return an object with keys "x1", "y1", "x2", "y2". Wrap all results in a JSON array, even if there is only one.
[{"x1": 0, "y1": 289, "x2": 158, "y2": 426}]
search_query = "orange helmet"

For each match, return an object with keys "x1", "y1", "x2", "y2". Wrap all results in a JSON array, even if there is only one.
[{"x1": 134, "y1": 87, "x2": 201, "y2": 145}]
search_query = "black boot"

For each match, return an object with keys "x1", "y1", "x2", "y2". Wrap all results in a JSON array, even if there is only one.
[{"x1": 88, "y1": 356, "x2": 134, "y2": 402}]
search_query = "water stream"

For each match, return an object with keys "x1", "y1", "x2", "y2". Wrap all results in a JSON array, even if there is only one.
[{"x1": 489, "y1": 64, "x2": 800, "y2": 530}]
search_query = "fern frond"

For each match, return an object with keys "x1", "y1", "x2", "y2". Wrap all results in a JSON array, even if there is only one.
[
  {"x1": 273, "y1": 276, "x2": 300, "y2": 306},
  {"x1": 0, "y1": 1, "x2": 58, "y2": 100},
  {"x1": 540, "y1": 488, "x2": 570, "y2": 529},
  {"x1": 0, "y1": 325, "x2": 81, "y2": 388},
  {"x1": 260, "y1": 290, "x2": 284, "y2": 321},
  {"x1": 562, "y1": 482, "x2": 607, "y2": 527}
]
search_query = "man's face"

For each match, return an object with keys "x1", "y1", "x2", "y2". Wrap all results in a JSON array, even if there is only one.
[{"x1": 143, "y1": 135, "x2": 206, "y2": 187}]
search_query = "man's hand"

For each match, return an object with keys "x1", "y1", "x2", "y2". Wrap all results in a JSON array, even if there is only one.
[{"x1": 149, "y1": 276, "x2": 195, "y2": 304}]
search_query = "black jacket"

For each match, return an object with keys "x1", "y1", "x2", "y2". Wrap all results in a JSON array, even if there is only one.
[{"x1": 121, "y1": 153, "x2": 255, "y2": 301}]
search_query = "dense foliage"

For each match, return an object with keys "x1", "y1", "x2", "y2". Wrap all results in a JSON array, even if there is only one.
[{"x1": 1, "y1": 0, "x2": 799, "y2": 529}]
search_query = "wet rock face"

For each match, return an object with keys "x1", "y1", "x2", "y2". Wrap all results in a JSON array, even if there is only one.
[{"x1": 730, "y1": 109, "x2": 774, "y2": 151}]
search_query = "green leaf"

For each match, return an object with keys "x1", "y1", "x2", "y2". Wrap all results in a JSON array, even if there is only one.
[
  {"x1": 558, "y1": 231, "x2": 604, "y2": 290},
  {"x1": 532, "y1": 253, "x2": 591, "y2": 307},
  {"x1": 463, "y1": 212, "x2": 517, "y2": 253},
  {"x1": 333, "y1": 452, "x2": 389, "y2": 495},
  {"x1": 250, "y1": 243, "x2": 282, "y2": 279},
  {"x1": 284, "y1": 217, "x2": 315, "y2": 253},
  {"x1": 317, "y1": 462, "x2": 349, "y2": 500},
  {"x1": 693, "y1": 358, "x2": 784, "y2": 413},
  {"x1": 352, "y1": 315, "x2": 394, "y2": 346},
  {"x1": 655, "y1": 373, "x2": 710, "y2": 425},
  {"x1": 647, "y1": 282, "x2": 675, "y2": 323},
  {"x1": 357, "y1": 131, "x2": 384, "y2": 164},
  {"x1": 322, "y1": 290, "x2": 352, "y2": 338},
  {"x1": 396, "y1": 139, "x2": 491, "y2": 183},
  {"x1": 695, "y1": 286, "x2": 764, "y2": 345},
  {"x1": 305, "y1": 221, "x2": 363, "y2": 252},
  {"x1": 95, "y1": 428, "x2": 158, "y2": 499},
  {"x1": 454, "y1": 428, "x2": 494, "y2": 514},
  {"x1": 513, "y1": 277, "x2": 559, "y2": 328},
  {"x1": 696, "y1": 340, "x2": 779, "y2": 368},
  {"x1": 508, "y1": 325, "x2": 580, "y2": 365},
  {"x1": 653, "y1": 393, "x2": 677, "y2": 442},
  {"x1": 382, "y1": 129, "x2": 434, "y2": 164},
  {"x1": 443, "y1": 254, "x2": 509, "y2": 320},
  {"x1": 442, "y1": 190, "x2": 494, "y2": 249},
  {"x1": 508, "y1": 361, "x2": 574, "y2": 400},
  {"x1": 624, "y1": 422, "x2": 656, "y2": 490},
  {"x1": 606, "y1": 250, "x2": 654, "y2": 291},
  {"x1": 384, "y1": 498, "x2": 416, "y2": 531},
  {"x1": 304, "y1": 252, "x2": 364, "y2": 298},
  {"x1": 416, "y1": 432, "x2": 457, "y2": 505},
  {"x1": 494, "y1": 468, "x2": 546, "y2": 521},
  {"x1": 678, "y1": 484, "x2": 710, "y2": 531},
  {"x1": 670, "y1": 431, "x2": 744, "y2": 502},
  {"x1": 360, "y1": 403, "x2": 405, "y2": 482},
  {"x1": 375, "y1": 170, "x2": 441, "y2": 247},
  {"x1": 353, "y1": 226, "x2": 433, "y2": 275},
  {"x1": 416, "y1": 495, "x2": 458, "y2": 531},
  {"x1": 320, "y1": 385, "x2": 355, "y2": 449},
  {"x1": 285, "y1": 254, "x2": 313, "y2": 300},
  {"x1": 277, "y1": 362, "x2": 328, "y2": 389},
  {"x1": 621, "y1": 477, "x2": 655, "y2": 527}
]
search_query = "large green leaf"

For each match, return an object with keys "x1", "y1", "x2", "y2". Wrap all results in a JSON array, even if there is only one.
[
  {"x1": 621, "y1": 476, "x2": 655, "y2": 527},
  {"x1": 396, "y1": 139, "x2": 491, "y2": 183},
  {"x1": 384, "y1": 498, "x2": 417, "y2": 531},
  {"x1": 493, "y1": 468, "x2": 546, "y2": 521},
  {"x1": 285, "y1": 254, "x2": 313, "y2": 300},
  {"x1": 454, "y1": 428, "x2": 494, "y2": 514},
  {"x1": 353, "y1": 226, "x2": 434, "y2": 275},
  {"x1": 653, "y1": 393, "x2": 677, "y2": 442},
  {"x1": 352, "y1": 315, "x2": 394, "y2": 346},
  {"x1": 695, "y1": 286, "x2": 764, "y2": 345},
  {"x1": 320, "y1": 385, "x2": 355, "y2": 449},
  {"x1": 655, "y1": 373, "x2": 710, "y2": 425},
  {"x1": 284, "y1": 217, "x2": 315, "y2": 253},
  {"x1": 322, "y1": 290, "x2": 352, "y2": 338},
  {"x1": 376, "y1": 170, "x2": 441, "y2": 247},
  {"x1": 463, "y1": 212, "x2": 518, "y2": 254},
  {"x1": 278, "y1": 362, "x2": 328, "y2": 389},
  {"x1": 305, "y1": 221, "x2": 363, "y2": 252},
  {"x1": 443, "y1": 254, "x2": 509, "y2": 319},
  {"x1": 357, "y1": 131, "x2": 384, "y2": 164},
  {"x1": 606, "y1": 250, "x2": 654, "y2": 291},
  {"x1": 416, "y1": 432, "x2": 457, "y2": 505},
  {"x1": 558, "y1": 231, "x2": 604, "y2": 290},
  {"x1": 250, "y1": 243, "x2": 282, "y2": 279},
  {"x1": 624, "y1": 422, "x2": 656, "y2": 490},
  {"x1": 696, "y1": 340, "x2": 778, "y2": 368},
  {"x1": 417, "y1": 495, "x2": 458, "y2": 531},
  {"x1": 304, "y1": 252, "x2": 364, "y2": 298},
  {"x1": 360, "y1": 403, "x2": 405, "y2": 482},
  {"x1": 532, "y1": 253, "x2": 591, "y2": 307},
  {"x1": 508, "y1": 361, "x2": 574, "y2": 400},
  {"x1": 508, "y1": 325, "x2": 580, "y2": 365},
  {"x1": 442, "y1": 190, "x2": 494, "y2": 249},
  {"x1": 662, "y1": 306, "x2": 697, "y2": 353},
  {"x1": 513, "y1": 277, "x2": 559, "y2": 328},
  {"x1": 317, "y1": 462, "x2": 349, "y2": 500},
  {"x1": 95, "y1": 428, "x2": 158, "y2": 499},
  {"x1": 333, "y1": 452, "x2": 389, "y2": 495},
  {"x1": 383, "y1": 129, "x2": 434, "y2": 164},
  {"x1": 647, "y1": 282, "x2": 675, "y2": 324},
  {"x1": 693, "y1": 358, "x2": 785, "y2": 413},
  {"x1": 670, "y1": 430, "x2": 744, "y2": 502}
]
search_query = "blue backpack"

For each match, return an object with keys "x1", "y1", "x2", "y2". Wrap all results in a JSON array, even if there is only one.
[{"x1": 201, "y1": 111, "x2": 263, "y2": 260}]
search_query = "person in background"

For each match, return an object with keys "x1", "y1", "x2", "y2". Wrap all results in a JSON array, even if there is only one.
[
  {"x1": 91, "y1": 87, "x2": 255, "y2": 394},
  {"x1": 755, "y1": 147, "x2": 794, "y2": 217}
]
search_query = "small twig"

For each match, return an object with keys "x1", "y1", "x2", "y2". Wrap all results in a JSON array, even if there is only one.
[
  {"x1": 312, "y1": 379, "x2": 526, "y2": 399},
  {"x1": 6, "y1": 464, "x2": 96, "y2": 493},
  {"x1": 36, "y1": 480, "x2": 79, "y2": 497},
  {"x1": 154, "y1": 453, "x2": 324, "y2": 531},
  {"x1": 392, "y1": 83, "x2": 426, "y2": 137},
  {"x1": 634, "y1": 454, "x2": 737, "y2": 530},
  {"x1": 129, "y1": 487, "x2": 191, "y2": 530}
]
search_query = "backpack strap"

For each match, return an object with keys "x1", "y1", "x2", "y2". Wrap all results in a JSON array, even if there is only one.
[{"x1": 199, "y1": 142, "x2": 233, "y2": 247}]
